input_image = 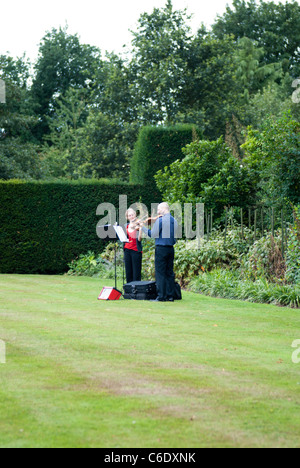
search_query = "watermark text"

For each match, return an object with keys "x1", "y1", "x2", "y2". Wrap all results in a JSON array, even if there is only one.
[
  {"x1": 292, "y1": 79, "x2": 300, "y2": 104},
  {"x1": 96, "y1": 195, "x2": 204, "y2": 244},
  {"x1": 0, "y1": 340, "x2": 6, "y2": 364},
  {"x1": 291, "y1": 339, "x2": 300, "y2": 364}
]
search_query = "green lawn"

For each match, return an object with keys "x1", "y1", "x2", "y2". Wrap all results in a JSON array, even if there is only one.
[{"x1": 0, "y1": 274, "x2": 300, "y2": 448}]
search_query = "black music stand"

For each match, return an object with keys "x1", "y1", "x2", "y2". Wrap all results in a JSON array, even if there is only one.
[{"x1": 97, "y1": 224, "x2": 128, "y2": 300}]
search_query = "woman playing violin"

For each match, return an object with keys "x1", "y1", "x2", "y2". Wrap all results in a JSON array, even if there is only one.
[{"x1": 124, "y1": 208, "x2": 143, "y2": 283}]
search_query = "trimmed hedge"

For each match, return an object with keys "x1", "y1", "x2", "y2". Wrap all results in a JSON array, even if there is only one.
[
  {"x1": 0, "y1": 179, "x2": 161, "y2": 274},
  {"x1": 130, "y1": 124, "x2": 202, "y2": 184}
]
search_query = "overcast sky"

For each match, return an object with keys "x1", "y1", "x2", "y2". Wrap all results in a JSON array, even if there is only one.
[
  {"x1": 0, "y1": 0, "x2": 288, "y2": 63},
  {"x1": 1, "y1": 0, "x2": 234, "y2": 62}
]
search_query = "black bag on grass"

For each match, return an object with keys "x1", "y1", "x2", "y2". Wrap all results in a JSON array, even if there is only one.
[{"x1": 123, "y1": 281, "x2": 157, "y2": 300}]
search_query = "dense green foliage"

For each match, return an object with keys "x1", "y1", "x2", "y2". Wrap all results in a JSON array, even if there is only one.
[
  {"x1": 190, "y1": 269, "x2": 300, "y2": 308},
  {"x1": 242, "y1": 115, "x2": 300, "y2": 206},
  {"x1": 0, "y1": 55, "x2": 43, "y2": 179},
  {"x1": 31, "y1": 28, "x2": 101, "y2": 141},
  {"x1": 156, "y1": 114, "x2": 299, "y2": 212},
  {"x1": 155, "y1": 136, "x2": 258, "y2": 212},
  {"x1": 286, "y1": 206, "x2": 300, "y2": 284},
  {"x1": 1, "y1": 0, "x2": 299, "y2": 180},
  {"x1": 155, "y1": 137, "x2": 230, "y2": 203},
  {"x1": 0, "y1": 180, "x2": 160, "y2": 274},
  {"x1": 139, "y1": 226, "x2": 297, "y2": 287},
  {"x1": 213, "y1": 0, "x2": 300, "y2": 76},
  {"x1": 130, "y1": 125, "x2": 202, "y2": 184}
]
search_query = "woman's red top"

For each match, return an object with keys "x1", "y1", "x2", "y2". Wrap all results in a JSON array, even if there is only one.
[{"x1": 124, "y1": 226, "x2": 139, "y2": 251}]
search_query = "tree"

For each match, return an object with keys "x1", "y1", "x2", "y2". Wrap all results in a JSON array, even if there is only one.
[
  {"x1": 129, "y1": 0, "x2": 193, "y2": 125},
  {"x1": 242, "y1": 114, "x2": 300, "y2": 206},
  {"x1": 155, "y1": 137, "x2": 231, "y2": 204},
  {"x1": 31, "y1": 26, "x2": 102, "y2": 141},
  {"x1": 42, "y1": 87, "x2": 89, "y2": 179},
  {"x1": 201, "y1": 155, "x2": 257, "y2": 210},
  {"x1": 74, "y1": 110, "x2": 140, "y2": 180},
  {"x1": 0, "y1": 54, "x2": 34, "y2": 140},
  {"x1": 234, "y1": 37, "x2": 282, "y2": 103},
  {"x1": 212, "y1": 0, "x2": 300, "y2": 77},
  {"x1": 92, "y1": 53, "x2": 140, "y2": 124},
  {"x1": 129, "y1": 0, "x2": 241, "y2": 139},
  {"x1": 182, "y1": 31, "x2": 240, "y2": 139},
  {"x1": 244, "y1": 81, "x2": 300, "y2": 129},
  {"x1": 0, "y1": 55, "x2": 44, "y2": 179},
  {"x1": 155, "y1": 136, "x2": 257, "y2": 214},
  {"x1": 87, "y1": 53, "x2": 142, "y2": 176}
]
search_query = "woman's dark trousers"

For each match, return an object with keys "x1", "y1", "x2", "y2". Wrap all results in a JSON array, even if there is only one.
[{"x1": 124, "y1": 249, "x2": 142, "y2": 283}]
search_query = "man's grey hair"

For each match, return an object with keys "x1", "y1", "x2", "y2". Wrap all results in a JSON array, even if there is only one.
[{"x1": 158, "y1": 202, "x2": 170, "y2": 214}]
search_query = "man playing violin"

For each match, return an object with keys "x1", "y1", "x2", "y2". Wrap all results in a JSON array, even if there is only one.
[{"x1": 141, "y1": 202, "x2": 178, "y2": 302}]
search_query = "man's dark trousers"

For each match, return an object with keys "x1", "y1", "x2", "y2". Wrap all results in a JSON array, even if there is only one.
[{"x1": 155, "y1": 245, "x2": 175, "y2": 301}]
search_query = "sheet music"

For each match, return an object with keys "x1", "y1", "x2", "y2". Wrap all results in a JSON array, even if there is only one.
[
  {"x1": 113, "y1": 225, "x2": 129, "y2": 243},
  {"x1": 99, "y1": 287, "x2": 112, "y2": 300}
]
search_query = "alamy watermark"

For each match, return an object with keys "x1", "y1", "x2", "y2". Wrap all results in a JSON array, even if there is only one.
[
  {"x1": 292, "y1": 79, "x2": 300, "y2": 104},
  {"x1": 291, "y1": 339, "x2": 300, "y2": 364},
  {"x1": 96, "y1": 195, "x2": 204, "y2": 243},
  {"x1": 0, "y1": 339, "x2": 6, "y2": 364},
  {"x1": 0, "y1": 79, "x2": 6, "y2": 104}
]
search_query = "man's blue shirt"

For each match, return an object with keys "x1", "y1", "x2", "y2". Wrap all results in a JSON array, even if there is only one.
[{"x1": 142, "y1": 213, "x2": 178, "y2": 246}]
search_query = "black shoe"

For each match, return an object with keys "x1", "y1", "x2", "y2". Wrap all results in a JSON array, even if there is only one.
[
  {"x1": 150, "y1": 297, "x2": 165, "y2": 302},
  {"x1": 167, "y1": 297, "x2": 174, "y2": 302}
]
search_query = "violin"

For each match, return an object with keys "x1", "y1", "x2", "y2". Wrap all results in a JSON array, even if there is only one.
[{"x1": 130, "y1": 214, "x2": 162, "y2": 230}]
